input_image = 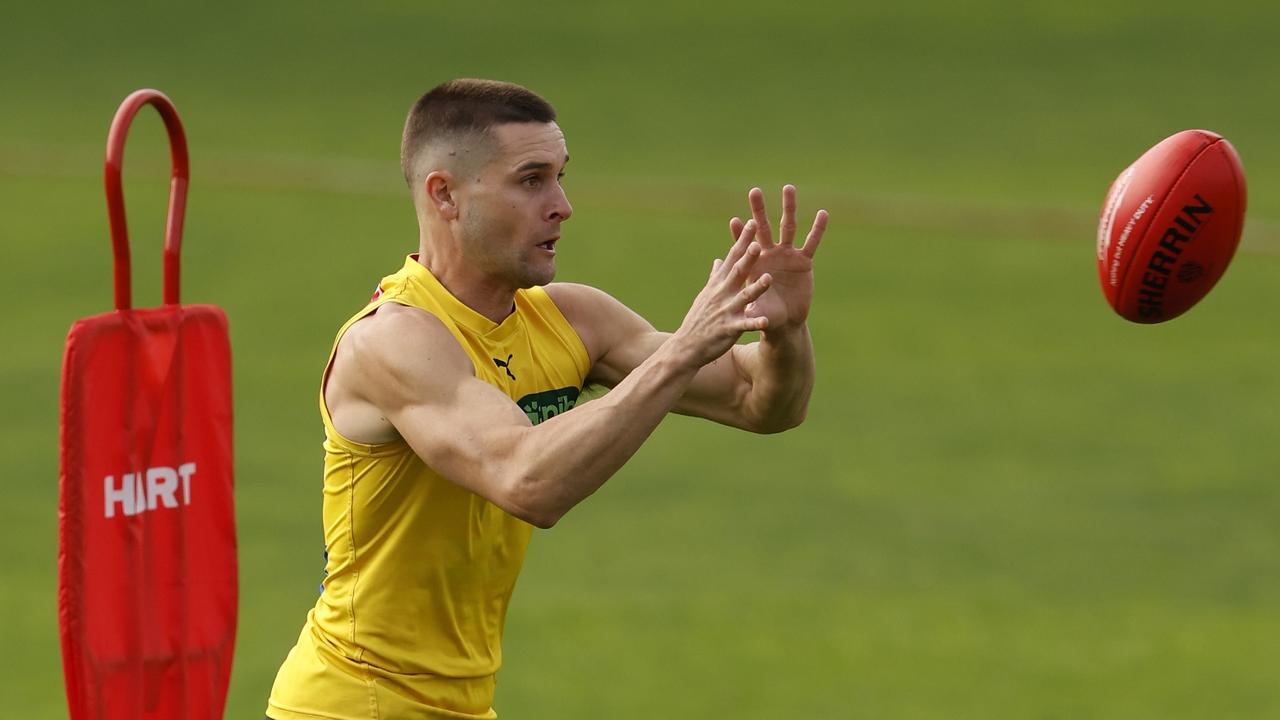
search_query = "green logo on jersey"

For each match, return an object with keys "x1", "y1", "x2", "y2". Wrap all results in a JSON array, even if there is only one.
[{"x1": 517, "y1": 387, "x2": 581, "y2": 425}]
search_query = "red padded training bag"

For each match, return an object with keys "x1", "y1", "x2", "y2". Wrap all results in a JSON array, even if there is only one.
[{"x1": 58, "y1": 89, "x2": 237, "y2": 719}]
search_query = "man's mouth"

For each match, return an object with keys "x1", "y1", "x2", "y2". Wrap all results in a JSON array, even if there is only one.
[{"x1": 537, "y1": 238, "x2": 558, "y2": 251}]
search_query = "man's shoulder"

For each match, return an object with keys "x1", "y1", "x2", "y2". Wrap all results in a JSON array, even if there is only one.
[
  {"x1": 543, "y1": 281, "x2": 609, "y2": 307},
  {"x1": 339, "y1": 303, "x2": 471, "y2": 387},
  {"x1": 346, "y1": 301, "x2": 450, "y2": 345},
  {"x1": 542, "y1": 282, "x2": 656, "y2": 372},
  {"x1": 543, "y1": 282, "x2": 635, "y2": 326},
  {"x1": 543, "y1": 283, "x2": 618, "y2": 346}
]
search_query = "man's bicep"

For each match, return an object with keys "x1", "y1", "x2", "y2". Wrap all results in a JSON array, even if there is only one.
[
  {"x1": 388, "y1": 374, "x2": 535, "y2": 500},
  {"x1": 356, "y1": 308, "x2": 535, "y2": 508}
]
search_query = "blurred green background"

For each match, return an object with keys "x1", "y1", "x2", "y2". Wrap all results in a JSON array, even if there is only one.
[{"x1": 3, "y1": 1, "x2": 1278, "y2": 717}]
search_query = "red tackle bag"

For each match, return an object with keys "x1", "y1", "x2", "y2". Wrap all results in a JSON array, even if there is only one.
[{"x1": 58, "y1": 89, "x2": 238, "y2": 719}]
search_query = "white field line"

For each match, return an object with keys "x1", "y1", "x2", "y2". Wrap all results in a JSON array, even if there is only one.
[{"x1": 4, "y1": 141, "x2": 1277, "y2": 256}]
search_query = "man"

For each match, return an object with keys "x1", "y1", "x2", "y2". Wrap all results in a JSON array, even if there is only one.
[{"x1": 266, "y1": 78, "x2": 827, "y2": 719}]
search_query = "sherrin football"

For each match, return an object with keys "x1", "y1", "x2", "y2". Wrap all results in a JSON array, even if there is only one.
[{"x1": 1097, "y1": 129, "x2": 1247, "y2": 323}]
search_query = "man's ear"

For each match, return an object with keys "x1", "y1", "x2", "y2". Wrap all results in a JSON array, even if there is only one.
[{"x1": 425, "y1": 170, "x2": 458, "y2": 220}]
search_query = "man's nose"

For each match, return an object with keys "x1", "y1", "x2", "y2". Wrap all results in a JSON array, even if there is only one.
[{"x1": 549, "y1": 185, "x2": 572, "y2": 222}]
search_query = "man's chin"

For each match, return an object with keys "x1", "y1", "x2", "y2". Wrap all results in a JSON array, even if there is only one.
[{"x1": 516, "y1": 266, "x2": 555, "y2": 289}]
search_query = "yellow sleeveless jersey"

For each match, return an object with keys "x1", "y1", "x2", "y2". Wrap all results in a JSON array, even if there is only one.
[{"x1": 268, "y1": 255, "x2": 589, "y2": 720}]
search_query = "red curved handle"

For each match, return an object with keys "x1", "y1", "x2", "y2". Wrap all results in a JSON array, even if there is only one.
[{"x1": 104, "y1": 89, "x2": 189, "y2": 310}]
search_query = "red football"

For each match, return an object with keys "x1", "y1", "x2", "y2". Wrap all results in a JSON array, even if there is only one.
[{"x1": 1096, "y1": 129, "x2": 1247, "y2": 323}]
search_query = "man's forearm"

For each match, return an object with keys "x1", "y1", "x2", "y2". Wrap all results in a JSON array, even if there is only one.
[
  {"x1": 737, "y1": 324, "x2": 816, "y2": 432},
  {"x1": 505, "y1": 339, "x2": 699, "y2": 527}
]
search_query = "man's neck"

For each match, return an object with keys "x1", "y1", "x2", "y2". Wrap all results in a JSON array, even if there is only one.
[{"x1": 416, "y1": 246, "x2": 517, "y2": 324}]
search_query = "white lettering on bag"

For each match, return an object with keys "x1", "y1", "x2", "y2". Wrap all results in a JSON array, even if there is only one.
[{"x1": 104, "y1": 462, "x2": 196, "y2": 518}]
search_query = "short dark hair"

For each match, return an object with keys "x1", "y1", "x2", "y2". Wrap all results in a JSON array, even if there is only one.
[{"x1": 400, "y1": 78, "x2": 557, "y2": 186}]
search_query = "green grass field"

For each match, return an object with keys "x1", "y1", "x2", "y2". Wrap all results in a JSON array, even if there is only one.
[{"x1": 3, "y1": 1, "x2": 1278, "y2": 717}]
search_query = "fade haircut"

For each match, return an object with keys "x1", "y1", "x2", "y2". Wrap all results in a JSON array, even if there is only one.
[{"x1": 400, "y1": 78, "x2": 557, "y2": 188}]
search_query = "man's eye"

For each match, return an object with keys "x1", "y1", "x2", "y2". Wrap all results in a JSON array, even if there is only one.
[{"x1": 522, "y1": 175, "x2": 540, "y2": 187}]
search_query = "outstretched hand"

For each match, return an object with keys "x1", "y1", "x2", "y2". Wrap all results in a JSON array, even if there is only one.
[
  {"x1": 728, "y1": 185, "x2": 828, "y2": 332},
  {"x1": 673, "y1": 220, "x2": 774, "y2": 368}
]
